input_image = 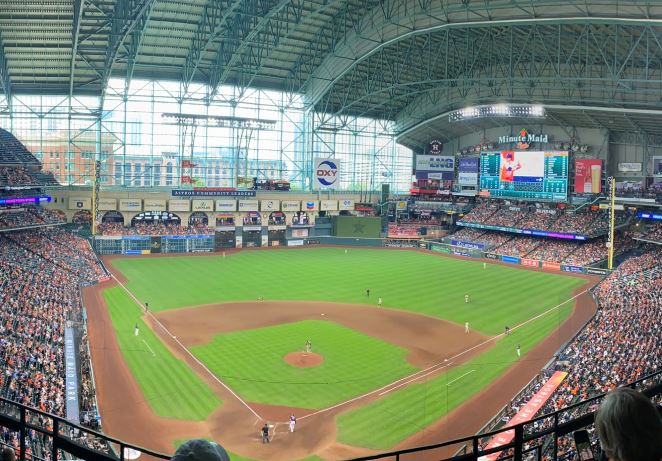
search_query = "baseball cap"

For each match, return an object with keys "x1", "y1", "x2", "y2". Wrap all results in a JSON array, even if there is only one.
[{"x1": 171, "y1": 439, "x2": 230, "y2": 461}]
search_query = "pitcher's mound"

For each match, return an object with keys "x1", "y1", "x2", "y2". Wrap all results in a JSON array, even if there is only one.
[{"x1": 284, "y1": 352, "x2": 324, "y2": 368}]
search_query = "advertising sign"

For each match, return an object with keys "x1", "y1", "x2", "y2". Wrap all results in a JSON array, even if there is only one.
[
  {"x1": 320, "y1": 200, "x2": 338, "y2": 211},
  {"x1": 450, "y1": 239, "x2": 485, "y2": 250},
  {"x1": 562, "y1": 264, "x2": 584, "y2": 273},
  {"x1": 430, "y1": 244, "x2": 451, "y2": 254},
  {"x1": 172, "y1": 189, "x2": 256, "y2": 197},
  {"x1": 618, "y1": 162, "x2": 642, "y2": 172},
  {"x1": 415, "y1": 155, "x2": 455, "y2": 172},
  {"x1": 98, "y1": 198, "x2": 117, "y2": 211},
  {"x1": 338, "y1": 199, "x2": 355, "y2": 211},
  {"x1": 68, "y1": 197, "x2": 91, "y2": 210},
  {"x1": 485, "y1": 253, "x2": 499, "y2": 260},
  {"x1": 168, "y1": 200, "x2": 190, "y2": 212},
  {"x1": 586, "y1": 267, "x2": 609, "y2": 276},
  {"x1": 192, "y1": 200, "x2": 214, "y2": 212},
  {"x1": 215, "y1": 200, "x2": 236, "y2": 211},
  {"x1": 453, "y1": 250, "x2": 472, "y2": 257},
  {"x1": 575, "y1": 159, "x2": 602, "y2": 193},
  {"x1": 260, "y1": 200, "x2": 280, "y2": 211},
  {"x1": 288, "y1": 239, "x2": 305, "y2": 246},
  {"x1": 143, "y1": 199, "x2": 167, "y2": 211},
  {"x1": 458, "y1": 157, "x2": 479, "y2": 185},
  {"x1": 302, "y1": 200, "x2": 318, "y2": 212},
  {"x1": 119, "y1": 199, "x2": 142, "y2": 212},
  {"x1": 542, "y1": 261, "x2": 561, "y2": 271},
  {"x1": 282, "y1": 200, "x2": 301, "y2": 211},
  {"x1": 501, "y1": 255, "x2": 521, "y2": 264},
  {"x1": 521, "y1": 259, "x2": 539, "y2": 268},
  {"x1": 291, "y1": 228, "x2": 309, "y2": 238},
  {"x1": 64, "y1": 328, "x2": 80, "y2": 424},
  {"x1": 313, "y1": 158, "x2": 340, "y2": 190},
  {"x1": 238, "y1": 200, "x2": 259, "y2": 211}
]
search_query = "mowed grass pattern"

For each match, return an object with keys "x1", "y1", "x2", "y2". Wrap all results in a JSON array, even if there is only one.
[
  {"x1": 111, "y1": 248, "x2": 585, "y2": 335},
  {"x1": 190, "y1": 320, "x2": 417, "y2": 409},
  {"x1": 103, "y1": 287, "x2": 221, "y2": 420},
  {"x1": 337, "y1": 303, "x2": 573, "y2": 449}
]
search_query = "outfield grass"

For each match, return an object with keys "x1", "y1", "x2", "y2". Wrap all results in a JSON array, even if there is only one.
[
  {"x1": 103, "y1": 287, "x2": 221, "y2": 420},
  {"x1": 111, "y1": 248, "x2": 585, "y2": 335},
  {"x1": 336, "y1": 301, "x2": 573, "y2": 449},
  {"x1": 189, "y1": 320, "x2": 418, "y2": 408}
]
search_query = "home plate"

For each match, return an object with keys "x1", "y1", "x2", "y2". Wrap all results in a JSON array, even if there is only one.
[{"x1": 123, "y1": 448, "x2": 141, "y2": 459}]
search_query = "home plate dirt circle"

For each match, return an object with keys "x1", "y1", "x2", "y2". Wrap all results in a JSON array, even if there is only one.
[{"x1": 283, "y1": 351, "x2": 324, "y2": 368}]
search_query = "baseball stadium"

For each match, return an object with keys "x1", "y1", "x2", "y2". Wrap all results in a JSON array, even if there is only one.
[{"x1": 0, "y1": 2, "x2": 661, "y2": 461}]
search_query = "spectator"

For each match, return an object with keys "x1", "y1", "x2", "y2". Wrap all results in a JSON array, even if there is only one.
[
  {"x1": 595, "y1": 387, "x2": 662, "y2": 461},
  {"x1": 171, "y1": 439, "x2": 230, "y2": 461}
]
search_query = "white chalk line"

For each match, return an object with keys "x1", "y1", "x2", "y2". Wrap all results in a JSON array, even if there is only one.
[
  {"x1": 112, "y1": 272, "x2": 588, "y2": 425},
  {"x1": 110, "y1": 274, "x2": 262, "y2": 421},
  {"x1": 141, "y1": 339, "x2": 155, "y2": 357},
  {"x1": 378, "y1": 361, "x2": 455, "y2": 396},
  {"x1": 447, "y1": 369, "x2": 475, "y2": 386}
]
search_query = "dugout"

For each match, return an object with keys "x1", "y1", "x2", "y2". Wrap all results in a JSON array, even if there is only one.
[
  {"x1": 215, "y1": 230, "x2": 235, "y2": 249},
  {"x1": 242, "y1": 227, "x2": 262, "y2": 247}
]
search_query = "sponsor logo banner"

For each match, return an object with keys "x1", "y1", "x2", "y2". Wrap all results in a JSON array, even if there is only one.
[
  {"x1": 261, "y1": 200, "x2": 280, "y2": 211},
  {"x1": 143, "y1": 199, "x2": 166, "y2": 211},
  {"x1": 216, "y1": 200, "x2": 236, "y2": 211},
  {"x1": 150, "y1": 237, "x2": 162, "y2": 253},
  {"x1": 575, "y1": 159, "x2": 603, "y2": 193},
  {"x1": 485, "y1": 253, "x2": 499, "y2": 260},
  {"x1": 291, "y1": 228, "x2": 308, "y2": 238},
  {"x1": 320, "y1": 200, "x2": 338, "y2": 211},
  {"x1": 453, "y1": 250, "x2": 472, "y2": 257},
  {"x1": 521, "y1": 259, "x2": 539, "y2": 268},
  {"x1": 238, "y1": 200, "x2": 259, "y2": 211},
  {"x1": 242, "y1": 225, "x2": 261, "y2": 231},
  {"x1": 68, "y1": 197, "x2": 91, "y2": 210},
  {"x1": 235, "y1": 235, "x2": 243, "y2": 248},
  {"x1": 119, "y1": 199, "x2": 142, "y2": 212},
  {"x1": 501, "y1": 255, "x2": 521, "y2": 264},
  {"x1": 338, "y1": 199, "x2": 355, "y2": 211},
  {"x1": 314, "y1": 158, "x2": 340, "y2": 190},
  {"x1": 172, "y1": 189, "x2": 256, "y2": 197},
  {"x1": 192, "y1": 200, "x2": 214, "y2": 212},
  {"x1": 458, "y1": 157, "x2": 479, "y2": 185},
  {"x1": 282, "y1": 200, "x2": 301, "y2": 211},
  {"x1": 396, "y1": 200, "x2": 407, "y2": 210},
  {"x1": 168, "y1": 200, "x2": 190, "y2": 212},
  {"x1": 450, "y1": 239, "x2": 485, "y2": 250},
  {"x1": 64, "y1": 328, "x2": 80, "y2": 424},
  {"x1": 479, "y1": 371, "x2": 568, "y2": 461},
  {"x1": 617, "y1": 162, "x2": 642, "y2": 172},
  {"x1": 415, "y1": 155, "x2": 455, "y2": 172},
  {"x1": 288, "y1": 239, "x2": 305, "y2": 246},
  {"x1": 430, "y1": 244, "x2": 451, "y2": 254},
  {"x1": 98, "y1": 198, "x2": 117, "y2": 211},
  {"x1": 586, "y1": 267, "x2": 609, "y2": 275},
  {"x1": 562, "y1": 264, "x2": 585, "y2": 273},
  {"x1": 302, "y1": 200, "x2": 318, "y2": 211},
  {"x1": 542, "y1": 261, "x2": 561, "y2": 271}
]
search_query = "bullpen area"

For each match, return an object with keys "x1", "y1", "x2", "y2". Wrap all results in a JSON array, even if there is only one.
[{"x1": 84, "y1": 247, "x2": 597, "y2": 461}]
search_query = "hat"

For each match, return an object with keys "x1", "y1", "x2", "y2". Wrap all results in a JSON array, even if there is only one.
[{"x1": 171, "y1": 439, "x2": 230, "y2": 461}]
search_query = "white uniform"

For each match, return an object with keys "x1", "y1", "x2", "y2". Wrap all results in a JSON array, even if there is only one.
[
  {"x1": 134, "y1": 326, "x2": 139, "y2": 336},
  {"x1": 465, "y1": 294, "x2": 469, "y2": 303},
  {"x1": 378, "y1": 297, "x2": 382, "y2": 306},
  {"x1": 289, "y1": 416, "x2": 296, "y2": 433},
  {"x1": 516, "y1": 346, "x2": 521, "y2": 357},
  {"x1": 465, "y1": 322, "x2": 470, "y2": 333},
  {"x1": 483, "y1": 262, "x2": 487, "y2": 269}
]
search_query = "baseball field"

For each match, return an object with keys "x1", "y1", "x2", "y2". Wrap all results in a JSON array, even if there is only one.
[{"x1": 85, "y1": 247, "x2": 597, "y2": 461}]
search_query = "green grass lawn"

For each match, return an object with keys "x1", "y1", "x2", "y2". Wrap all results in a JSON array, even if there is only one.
[
  {"x1": 336, "y1": 302, "x2": 572, "y2": 449},
  {"x1": 103, "y1": 286, "x2": 221, "y2": 420},
  {"x1": 189, "y1": 320, "x2": 417, "y2": 409},
  {"x1": 111, "y1": 248, "x2": 585, "y2": 335}
]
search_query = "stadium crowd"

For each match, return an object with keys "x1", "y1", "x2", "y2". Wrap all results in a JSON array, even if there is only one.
[
  {"x1": 0, "y1": 167, "x2": 37, "y2": 187},
  {"x1": 0, "y1": 207, "x2": 66, "y2": 230},
  {"x1": 0, "y1": 228, "x2": 106, "y2": 459},
  {"x1": 96, "y1": 221, "x2": 213, "y2": 236}
]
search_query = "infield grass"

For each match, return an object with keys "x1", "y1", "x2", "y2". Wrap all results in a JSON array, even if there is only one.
[
  {"x1": 103, "y1": 287, "x2": 221, "y2": 420},
  {"x1": 190, "y1": 320, "x2": 417, "y2": 408},
  {"x1": 110, "y1": 248, "x2": 585, "y2": 336}
]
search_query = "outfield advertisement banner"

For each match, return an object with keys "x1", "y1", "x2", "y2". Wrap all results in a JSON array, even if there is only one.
[
  {"x1": 313, "y1": 158, "x2": 340, "y2": 190},
  {"x1": 98, "y1": 198, "x2": 117, "y2": 211},
  {"x1": 453, "y1": 250, "x2": 472, "y2": 257},
  {"x1": 479, "y1": 371, "x2": 568, "y2": 461},
  {"x1": 288, "y1": 239, "x2": 305, "y2": 246},
  {"x1": 484, "y1": 253, "x2": 499, "y2": 260},
  {"x1": 501, "y1": 255, "x2": 520, "y2": 264},
  {"x1": 169, "y1": 200, "x2": 190, "y2": 212},
  {"x1": 562, "y1": 264, "x2": 585, "y2": 273},
  {"x1": 450, "y1": 239, "x2": 485, "y2": 250},
  {"x1": 144, "y1": 199, "x2": 167, "y2": 211},
  {"x1": 430, "y1": 244, "x2": 451, "y2": 254},
  {"x1": 216, "y1": 200, "x2": 236, "y2": 211},
  {"x1": 586, "y1": 267, "x2": 609, "y2": 276},
  {"x1": 521, "y1": 259, "x2": 539, "y2": 268},
  {"x1": 68, "y1": 197, "x2": 91, "y2": 210},
  {"x1": 64, "y1": 328, "x2": 80, "y2": 424},
  {"x1": 281, "y1": 200, "x2": 301, "y2": 211},
  {"x1": 172, "y1": 189, "x2": 256, "y2": 197},
  {"x1": 542, "y1": 261, "x2": 561, "y2": 271},
  {"x1": 150, "y1": 237, "x2": 162, "y2": 253}
]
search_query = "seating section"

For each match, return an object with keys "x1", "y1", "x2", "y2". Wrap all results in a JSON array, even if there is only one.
[
  {"x1": 96, "y1": 222, "x2": 213, "y2": 236},
  {"x1": 0, "y1": 129, "x2": 41, "y2": 166},
  {"x1": 0, "y1": 207, "x2": 66, "y2": 230},
  {"x1": 0, "y1": 228, "x2": 106, "y2": 458}
]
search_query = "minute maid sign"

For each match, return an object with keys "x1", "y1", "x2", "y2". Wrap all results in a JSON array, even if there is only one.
[{"x1": 498, "y1": 129, "x2": 549, "y2": 149}]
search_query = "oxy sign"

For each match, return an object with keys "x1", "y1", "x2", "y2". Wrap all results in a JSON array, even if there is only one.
[{"x1": 314, "y1": 158, "x2": 340, "y2": 190}]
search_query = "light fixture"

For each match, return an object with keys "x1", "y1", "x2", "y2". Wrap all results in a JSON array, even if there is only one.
[{"x1": 449, "y1": 104, "x2": 546, "y2": 122}]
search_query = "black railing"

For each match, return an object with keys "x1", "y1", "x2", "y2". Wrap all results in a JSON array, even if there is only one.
[{"x1": 1, "y1": 370, "x2": 660, "y2": 461}]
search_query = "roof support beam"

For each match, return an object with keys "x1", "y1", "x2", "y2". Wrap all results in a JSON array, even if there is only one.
[
  {"x1": 0, "y1": 30, "x2": 12, "y2": 111},
  {"x1": 99, "y1": 0, "x2": 156, "y2": 107},
  {"x1": 69, "y1": 0, "x2": 86, "y2": 100},
  {"x1": 124, "y1": 0, "x2": 158, "y2": 94}
]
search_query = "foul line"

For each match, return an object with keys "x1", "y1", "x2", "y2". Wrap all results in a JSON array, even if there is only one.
[
  {"x1": 447, "y1": 369, "x2": 475, "y2": 386},
  {"x1": 142, "y1": 339, "x2": 155, "y2": 357},
  {"x1": 378, "y1": 361, "x2": 454, "y2": 396},
  {"x1": 110, "y1": 274, "x2": 262, "y2": 421}
]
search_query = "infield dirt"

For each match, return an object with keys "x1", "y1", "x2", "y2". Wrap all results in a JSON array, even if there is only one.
[{"x1": 83, "y1": 253, "x2": 598, "y2": 461}]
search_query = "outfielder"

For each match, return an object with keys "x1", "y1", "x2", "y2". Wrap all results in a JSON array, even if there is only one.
[
  {"x1": 465, "y1": 294, "x2": 469, "y2": 303},
  {"x1": 465, "y1": 322, "x2": 470, "y2": 333}
]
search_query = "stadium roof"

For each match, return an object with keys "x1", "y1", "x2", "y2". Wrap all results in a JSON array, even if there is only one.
[{"x1": 2, "y1": 1, "x2": 662, "y2": 148}]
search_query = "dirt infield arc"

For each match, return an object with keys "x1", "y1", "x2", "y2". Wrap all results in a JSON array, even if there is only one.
[{"x1": 84, "y1": 253, "x2": 599, "y2": 461}]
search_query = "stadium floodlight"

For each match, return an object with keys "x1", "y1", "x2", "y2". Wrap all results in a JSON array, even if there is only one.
[
  {"x1": 162, "y1": 113, "x2": 277, "y2": 131},
  {"x1": 449, "y1": 104, "x2": 546, "y2": 122}
]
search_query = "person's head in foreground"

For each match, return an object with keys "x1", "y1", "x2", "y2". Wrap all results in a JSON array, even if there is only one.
[
  {"x1": 171, "y1": 439, "x2": 230, "y2": 461},
  {"x1": 595, "y1": 387, "x2": 662, "y2": 461}
]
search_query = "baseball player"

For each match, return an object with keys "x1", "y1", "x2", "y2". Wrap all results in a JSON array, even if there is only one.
[
  {"x1": 366, "y1": 288, "x2": 370, "y2": 297},
  {"x1": 134, "y1": 323, "x2": 139, "y2": 336},
  {"x1": 483, "y1": 262, "x2": 487, "y2": 270},
  {"x1": 465, "y1": 322, "x2": 470, "y2": 333},
  {"x1": 261, "y1": 423, "x2": 270, "y2": 443},
  {"x1": 289, "y1": 414, "x2": 296, "y2": 433},
  {"x1": 378, "y1": 297, "x2": 382, "y2": 306},
  {"x1": 516, "y1": 344, "x2": 521, "y2": 357},
  {"x1": 465, "y1": 294, "x2": 469, "y2": 303}
]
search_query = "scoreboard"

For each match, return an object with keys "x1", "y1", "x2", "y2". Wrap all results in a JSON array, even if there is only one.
[{"x1": 479, "y1": 151, "x2": 568, "y2": 201}]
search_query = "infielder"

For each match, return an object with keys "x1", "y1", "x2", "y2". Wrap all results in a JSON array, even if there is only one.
[
  {"x1": 465, "y1": 322, "x2": 470, "y2": 333},
  {"x1": 289, "y1": 414, "x2": 296, "y2": 433}
]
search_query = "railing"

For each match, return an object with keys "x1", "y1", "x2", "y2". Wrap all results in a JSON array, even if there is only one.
[
  {"x1": 347, "y1": 369, "x2": 662, "y2": 461},
  {"x1": 0, "y1": 396, "x2": 169, "y2": 461}
]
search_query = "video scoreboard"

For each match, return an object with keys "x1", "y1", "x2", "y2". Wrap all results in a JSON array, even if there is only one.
[{"x1": 479, "y1": 151, "x2": 568, "y2": 201}]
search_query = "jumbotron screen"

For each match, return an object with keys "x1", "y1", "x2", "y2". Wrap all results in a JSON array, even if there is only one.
[{"x1": 479, "y1": 151, "x2": 569, "y2": 201}]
